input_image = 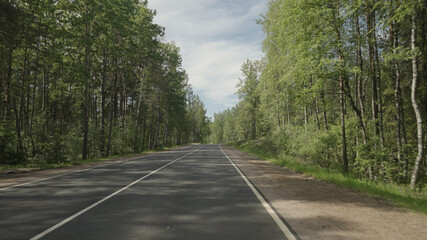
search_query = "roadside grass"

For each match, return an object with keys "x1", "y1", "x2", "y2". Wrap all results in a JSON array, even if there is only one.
[
  {"x1": 0, "y1": 144, "x2": 188, "y2": 171},
  {"x1": 234, "y1": 142, "x2": 427, "y2": 215}
]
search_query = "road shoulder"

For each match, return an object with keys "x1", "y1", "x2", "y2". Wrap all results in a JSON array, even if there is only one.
[{"x1": 223, "y1": 145, "x2": 427, "y2": 240}]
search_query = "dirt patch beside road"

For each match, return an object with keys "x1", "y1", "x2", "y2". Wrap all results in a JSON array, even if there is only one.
[{"x1": 223, "y1": 145, "x2": 427, "y2": 240}]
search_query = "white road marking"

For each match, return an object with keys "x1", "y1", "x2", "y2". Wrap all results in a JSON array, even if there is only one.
[
  {"x1": 0, "y1": 169, "x2": 85, "y2": 192},
  {"x1": 0, "y1": 162, "x2": 125, "y2": 192},
  {"x1": 30, "y1": 146, "x2": 202, "y2": 240},
  {"x1": 220, "y1": 145, "x2": 298, "y2": 240},
  {"x1": 0, "y1": 147, "x2": 192, "y2": 192}
]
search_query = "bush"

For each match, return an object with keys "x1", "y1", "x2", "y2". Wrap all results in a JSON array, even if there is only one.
[
  {"x1": 311, "y1": 128, "x2": 341, "y2": 168},
  {"x1": 33, "y1": 135, "x2": 67, "y2": 165},
  {"x1": 0, "y1": 120, "x2": 27, "y2": 165},
  {"x1": 64, "y1": 125, "x2": 83, "y2": 162}
]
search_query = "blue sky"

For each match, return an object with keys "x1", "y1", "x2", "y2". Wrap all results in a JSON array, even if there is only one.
[{"x1": 147, "y1": 0, "x2": 268, "y2": 119}]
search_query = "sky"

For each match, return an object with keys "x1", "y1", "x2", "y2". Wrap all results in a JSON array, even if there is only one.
[{"x1": 147, "y1": 0, "x2": 269, "y2": 119}]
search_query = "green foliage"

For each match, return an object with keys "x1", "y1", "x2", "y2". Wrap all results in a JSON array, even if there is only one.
[
  {"x1": 210, "y1": 112, "x2": 225, "y2": 144},
  {"x1": 262, "y1": 124, "x2": 342, "y2": 169},
  {"x1": 187, "y1": 95, "x2": 210, "y2": 144},
  {"x1": 210, "y1": 0, "x2": 426, "y2": 189},
  {"x1": 310, "y1": 127, "x2": 342, "y2": 168},
  {"x1": 34, "y1": 135, "x2": 67, "y2": 165},
  {"x1": 0, "y1": 120, "x2": 26, "y2": 165},
  {"x1": 64, "y1": 125, "x2": 83, "y2": 162},
  {"x1": 0, "y1": 0, "x2": 209, "y2": 167}
]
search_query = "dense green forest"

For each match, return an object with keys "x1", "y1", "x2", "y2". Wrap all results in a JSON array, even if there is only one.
[
  {"x1": 0, "y1": 0, "x2": 210, "y2": 166},
  {"x1": 210, "y1": 0, "x2": 426, "y2": 189}
]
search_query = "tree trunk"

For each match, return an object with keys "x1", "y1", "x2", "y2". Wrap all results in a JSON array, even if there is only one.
[
  {"x1": 141, "y1": 115, "x2": 146, "y2": 151},
  {"x1": 148, "y1": 120, "x2": 153, "y2": 149},
  {"x1": 374, "y1": 36, "x2": 385, "y2": 148},
  {"x1": 410, "y1": 8, "x2": 423, "y2": 190},
  {"x1": 121, "y1": 81, "x2": 126, "y2": 129},
  {"x1": 82, "y1": 10, "x2": 90, "y2": 160},
  {"x1": 0, "y1": 43, "x2": 3, "y2": 120},
  {"x1": 339, "y1": 68, "x2": 348, "y2": 174},
  {"x1": 16, "y1": 47, "x2": 28, "y2": 153},
  {"x1": 29, "y1": 44, "x2": 40, "y2": 157},
  {"x1": 356, "y1": 13, "x2": 366, "y2": 119},
  {"x1": 354, "y1": 10, "x2": 369, "y2": 145},
  {"x1": 333, "y1": 6, "x2": 348, "y2": 173},
  {"x1": 252, "y1": 97, "x2": 257, "y2": 139},
  {"x1": 177, "y1": 130, "x2": 181, "y2": 146},
  {"x1": 315, "y1": 97, "x2": 321, "y2": 130},
  {"x1": 303, "y1": 82, "x2": 308, "y2": 131},
  {"x1": 366, "y1": 4, "x2": 378, "y2": 180},
  {"x1": 4, "y1": 46, "x2": 13, "y2": 119},
  {"x1": 321, "y1": 87, "x2": 328, "y2": 130},
  {"x1": 135, "y1": 77, "x2": 145, "y2": 152},
  {"x1": 154, "y1": 106, "x2": 161, "y2": 149},
  {"x1": 163, "y1": 119, "x2": 168, "y2": 148},
  {"x1": 106, "y1": 63, "x2": 118, "y2": 157},
  {"x1": 286, "y1": 90, "x2": 291, "y2": 125},
  {"x1": 100, "y1": 49, "x2": 107, "y2": 156},
  {"x1": 345, "y1": 79, "x2": 368, "y2": 145},
  {"x1": 277, "y1": 88, "x2": 281, "y2": 127},
  {"x1": 390, "y1": 11, "x2": 408, "y2": 179},
  {"x1": 42, "y1": 58, "x2": 50, "y2": 142},
  {"x1": 366, "y1": 5, "x2": 380, "y2": 144}
]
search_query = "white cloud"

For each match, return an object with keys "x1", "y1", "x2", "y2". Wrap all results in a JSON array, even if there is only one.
[
  {"x1": 188, "y1": 40, "x2": 261, "y2": 103},
  {"x1": 148, "y1": 0, "x2": 268, "y2": 117}
]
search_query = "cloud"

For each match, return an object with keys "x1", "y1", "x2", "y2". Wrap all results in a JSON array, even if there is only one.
[
  {"x1": 148, "y1": 0, "x2": 268, "y2": 117},
  {"x1": 188, "y1": 40, "x2": 262, "y2": 104}
]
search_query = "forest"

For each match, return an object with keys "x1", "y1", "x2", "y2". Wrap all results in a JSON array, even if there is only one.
[
  {"x1": 0, "y1": 0, "x2": 210, "y2": 166},
  {"x1": 210, "y1": 0, "x2": 426, "y2": 190}
]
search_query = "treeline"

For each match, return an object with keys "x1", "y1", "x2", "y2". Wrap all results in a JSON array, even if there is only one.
[
  {"x1": 210, "y1": 0, "x2": 426, "y2": 189},
  {"x1": 0, "y1": 0, "x2": 209, "y2": 165}
]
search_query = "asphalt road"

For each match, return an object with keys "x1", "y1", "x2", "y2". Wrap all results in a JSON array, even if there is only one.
[{"x1": 0, "y1": 144, "x2": 294, "y2": 240}]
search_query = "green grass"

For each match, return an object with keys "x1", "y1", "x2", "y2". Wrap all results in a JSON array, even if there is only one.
[
  {"x1": 235, "y1": 142, "x2": 427, "y2": 215},
  {"x1": 0, "y1": 144, "x2": 188, "y2": 171}
]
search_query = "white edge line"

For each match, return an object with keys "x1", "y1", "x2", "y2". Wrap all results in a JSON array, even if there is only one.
[
  {"x1": 30, "y1": 146, "x2": 202, "y2": 240},
  {"x1": 0, "y1": 146, "x2": 193, "y2": 192},
  {"x1": 219, "y1": 145, "x2": 297, "y2": 240}
]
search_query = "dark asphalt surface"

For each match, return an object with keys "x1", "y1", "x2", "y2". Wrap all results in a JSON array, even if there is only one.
[{"x1": 0, "y1": 144, "x2": 287, "y2": 240}]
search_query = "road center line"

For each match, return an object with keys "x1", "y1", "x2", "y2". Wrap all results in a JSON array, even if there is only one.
[
  {"x1": 219, "y1": 145, "x2": 298, "y2": 240},
  {"x1": 30, "y1": 146, "x2": 203, "y2": 240}
]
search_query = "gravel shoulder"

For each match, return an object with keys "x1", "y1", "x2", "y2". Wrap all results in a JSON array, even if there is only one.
[{"x1": 223, "y1": 145, "x2": 427, "y2": 240}]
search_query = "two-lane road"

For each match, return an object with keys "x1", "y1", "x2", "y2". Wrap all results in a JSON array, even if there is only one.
[{"x1": 0, "y1": 145, "x2": 296, "y2": 240}]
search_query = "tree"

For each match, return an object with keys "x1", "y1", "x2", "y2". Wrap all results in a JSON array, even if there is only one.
[
  {"x1": 210, "y1": 0, "x2": 427, "y2": 188},
  {"x1": 0, "y1": 0, "x2": 209, "y2": 165},
  {"x1": 236, "y1": 59, "x2": 262, "y2": 140},
  {"x1": 409, "y1": 2, "x2": 423, "y2": 190}
]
